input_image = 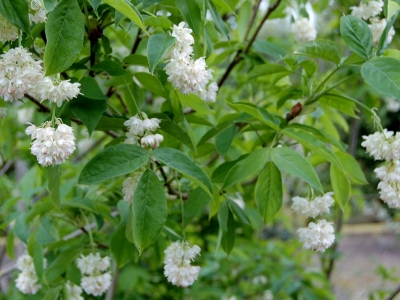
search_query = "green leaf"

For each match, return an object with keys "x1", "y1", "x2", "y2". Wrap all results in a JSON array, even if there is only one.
[
  {"x1": 94, "y1": 116, "x2": 126, "y2": 131},
  {"x1": 92, "y1": 60, "x2": 127, "y2": 76},
  {"x1": 177, "y1": 92, "x2": 214, "y2": 115},
  {"x1": 132, "y1": 169, "x2": 167, "y2": 254},
  {"x1": 147, "y1": 34, "x2": 176, "y2": 73},
  {"x1": 36, "y1": 217, "x2": 57, "y2": 244},
  {"x1": 44, "y1": 0, "x2": 58, "y2": 11},
  {"x1": 211, "y1": 154, "x2": 248, "y2": 183},
  {"x1": 341, "y1": 52, "x2": 365, "y2": 66},
  {"x1": 123, "y1": 54, "x2": 149, "y2": 67},
  {"x1": 78, "y1": 144, "x2": 150, "y2": 185},
  {"x1": 70, "y1": 96, "x2": 107, "y2": 136},
  {"x1": 227, "y1": 102, "x2": 280, "y2": 130},
  {"x1": 340, "y1": 15, "x2": 372, "y2": 60},
  {"x1": 104, "y1": 0, "x2": 147, "y2": 33},
  {"x1": 377, "y1": 11, "x2": 399, "y2": 56},
  {"x1": 361, "y1": 57, "x2": 400, "y2": 99},
  {"x1": 151, "y1": 147, "x2": 213, "y2": 197},
  {"x1": 14, "y1": 213, "x2": 29, "y2": 243},
  {"x1": 248, "y1": 63, "x2": 290, "y2": 79},
  {"x1": 183, "y1": 187, "x2": 212, "y2": 229},
  {"x1": 43, "y1": 287, "x2": 62, "y2": 300},
  {"x1": 330, "y1": 164, "x2": 351, "y2": 210},
  {"x1": 159, "y1": 120, "x2": 195, "y2": 151},
  {"x1": 79, "y1": 77, "x2": 107, "y2": 100},
  {"x1": 294, "y1": 40, "x2": 341, "y2": 65},
  {"x1": 44, "y1": 0, "x2": 84, "y2": 75},
  {"x1": 271, "y1": 147, "x2": 323, "y2": 192},
  {"x1": 211, "y1": 0, "x2": 235, "y2": 14},
  {"x1": 220, "y1": 207, "x2": 235, "y2": 256},
  {"x1": 281, "y1": 128, "x2": 342, "y2": 167},
  {"x1": 253, "y1": 40, "x2": 286, "y2": 59},
  {"x1": 335, "y1": 152, "x2": 368, "y2": 185},
  {"x1": 223, "y1": 148, "x2": 270, "y2": 189},
  {"x1": 88, "y1": 0, "x2": 102, "y2": 15},
  {"x1": 6, "y1": 230, "x2": 14, "y2": 260},
  {"x1": 0, "y1": 0, "x2": 30, "y2": 33},
  {"x1": 228, "y1": 200, "x2": 251, "y2": 225},
  {"x1": 206, "y1": 0, "x2": 229, "y2": 38},
  {"x1": 133, "y1": 72, "x2": 166, "y2": 97},
  {"x1": 175, "y1": 0, "x2": 202, "y2": 36},
  {"x1": 215, "y1": 125, "x2": 237, "y2": 157},
  {"x1": 218, "y1": 201, "x2": 229, "y2": 232},
  {"x1": 255, "y1": 161, "x2": 282, "y2": 224},
  {"x1": 320, "y1": 93, "x2": 358, "y2": 118},
  {"x1": 125, "y1": 207, "x2": 135, "y2": 244},
  {"x1": 47, "y1": 166, "x2": 60, "y2": 210},
  {"x1": 143, "y1": 16, "x2": 172, "y2": 29},
  {"x1": 388, "y1": 0, "x2": 400, "y2": 19},
  {"x1": 111, "y1": 226, "x2": 137, "y2": 268},
  {"x1": 33, "y1": 243, "x2": 44, "y2": 281}
]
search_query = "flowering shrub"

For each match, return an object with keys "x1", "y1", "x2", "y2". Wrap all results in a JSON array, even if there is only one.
[{"x1": 1, "y1": 0, "x2": 400, "y2": 298}]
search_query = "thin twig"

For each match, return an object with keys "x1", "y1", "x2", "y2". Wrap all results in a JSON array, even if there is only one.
[
  {"x1": 131, "y1": 29, "x2": 142, "y2": 54},
  {"x1": 386, "y1": 285, "x2": 400, "y2": 300},
  {"x1": 157, "y1": 162, "x2": 188, "y2": 200},
  {"x1": 205, "y1": 152, "x2": 219, "y2": 166},
  {"x1": 217, "y1": 0, "x2": 283, "y2": 87},
  {"x1": 243, "y1": 0, "x2": 263, "y2": 42}
]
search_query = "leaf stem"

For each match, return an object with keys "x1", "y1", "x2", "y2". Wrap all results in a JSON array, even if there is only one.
[
  {"x1": 305, "y1": 66, "x2": 340, "y2": 105},
  {"x1": 176, "y1": 172, "x2": 186, "y2": 239},
  {"x1": 121, "y1": 76, "x2": 141, "y2": 114},
  {"x1": 82, "y1": 212, "x2": 95, "y2": 250}
]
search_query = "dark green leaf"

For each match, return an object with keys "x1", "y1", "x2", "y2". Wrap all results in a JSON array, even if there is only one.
[
  {"x1": 248, "y1": 64, "x2": 290, "y2": 79},
  {"x1": 6, "y1": 230, "x2": 14, "y2": 260},
  {"x1": 104, "y1": 0, "x2": 147, "y2": 32},
  {"x1": 159, "y1": 120, "x2": 195, "y2": 151},
  {"x1": 44, "y1": 0, "x2": 84, "y2": 75},
  {"x1": 147, "y1": 34, "x2": 175, "y2": 73},
  {"x1": 111, "y1": 226, "x2": 136, "y2": 268},
  {"x1": 215, "y1": 125, "x2": 237, "y2": 157},
  {"x1": 88, "y1": 0, "x2": 102, "y2": 14},
  {"x1": 340, "y1": 15, "x2": 372, "y2": 60},
  {"x1": 206, "y1": 0, "x2": 229, "y2": 38},
  {"x1": 132, "y1": 169, "x2": 167, "y2": 254},
  {"x1": 294, "y1": 40, "x2": 341, "y2": 65},
  {"x1": 94, "y1": 116, "x2": 126, "y2": 131},
  {"x1": 221, "y1": 209, "x2": 235, "y2": 255},
  {"x1": 0, "y1": 0, "x2": 29, "y2": 33},
  {"x1": 223, "y1": 148, "x2": 270, "y2": 189},
  {"x1": 43, "y1": 287, "x2": 61, "y2": 300},
  {"x1": 175, "y1": 0, "x2": 202, "y2": 36},
  {"x1": 79, "y1": 77, "x2": 107, "y2": 100},
  {"x1": 377, "y1": 11, "x2": 399, "y2": 56},
  {"x1": 335, "y1": 152, "x2": 368, "y2": 185},
  {"x1": 228, "y1": 200, "x2": 251, "y2": 225},
  {"x1": 78, "y1": 144, "x2": 150, "y2": 185},
  {"x1": 271, "y1": 147, "x2": 323, "y2": 192},
  {"x1": 70, "y1": 96, "x2": 107, "y2": 136},
  {"x1": 33, "y1": 243, "x2": 44, "y2": 281},
  {"x1": 13, "y1": 213, "x2": 29, "y2": 243},
  {"x1": 330, "y1": 164, "x2": 351, "y2": 210},
  {"x1": 253, "y1": 40, "x2": 286, "y2": 59},
  {"x1": 183, "y1": 187, "x2": 211, "y2": 229},
  {"x1": 36, "y1": 217, "x2": 57, "y2": 244},
  {"x1": 133, "y1": 72, "x2": 166, "y2": 97},
  {"x1": 143, "y1": 16, "x2": 172, "y2": 29},
  {"x1": 123, "y1": 54, "x2": 149, "y2": 67},
  {"x1": 151, "y1": 147, "x2": 213, "y2": 196},
  {"x1": 177, "y1": 92, "x2": 214, "y2": 115},
  {"x1": 255, "y1": 162, "x2": 282, "y2": 224},
  {"x1": 47, "y1": 166, "x2": 60, "y2": 210},
  {"x1": 92, "y1": 60, "x2": 127, "y2": 76},
  {"x1": 211, "y1": 154, "x2": 248, "y2": 183}
]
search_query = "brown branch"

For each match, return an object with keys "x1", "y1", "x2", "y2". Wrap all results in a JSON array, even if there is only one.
[
  {"x1": 131, "y1": 29, "x2": 142, "y2": 54},
  {"x1": 156, "y1": 162, "x2": 188, "y2": 200},
  {"x1": 217, "y1": 0, "x2": 283, "y2": 88},
  {"x1": 205, "y1": 152, "x2": 219, "y2": 166},
  {"x1": 243, "y1": 0, "x2": 263, "y2": 42},
  {"x1": 386, "y1": 285, "x2": 400, "y2": 300},
  {"x1": 79, "y1": 227, "x2": 108, "y2": 249}
]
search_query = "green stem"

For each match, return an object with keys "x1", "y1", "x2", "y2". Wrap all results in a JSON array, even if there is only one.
[
  {"x1": 107, "y1": 103, "x2": 123, "y2": 116},
  {"x1": 305, "y1": 67, "x2": 340, "y2": 105},
  {"x1": 51, "y1": 103, "x2": 56, "y2": 127},
  {"x1": 141, "y1": 10, "x2": 157, "y2": 17},
  {"x1": 176, "y1": 172, "x2": 186, "y2": 239},
  {"x1": 83, "y1": 0, "x2": 91, "y2": 30},
  {"x1": 82, "y1": 212, "x2": 95, "y2": 250}
]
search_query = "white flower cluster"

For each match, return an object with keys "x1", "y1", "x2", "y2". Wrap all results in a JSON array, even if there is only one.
[
  {"x1": 164, "y1": 241, "x2": 201, "y2": 288},
  {"x1": 29, "y1": 0, "x2": 47, "y2": 24},
  {"x1": 350, "y1": 0, "x2": 383, "y2": 20},
  {"x1": 124, "y1": 113, "x2": 163, "y2": 148},
  {"x1": 291, "y1": 17, "x2": 317, "y2": 44},
  {"x1": 122, "y1": 172, "x2": 143, "y2": 203},
  {"x1": 384, "y1": 97, "x2": 400, "y2": 113},
  {"x1": 291, "y1": 192, "x2": 335, "y2": 252},
  {"x1": 369, "y1": 17, "x2": 395, "y2": 46},
  {"x1": 76, "y1": 253, "x2": 112, "y2": 296},
  {"x1": 164, "y1": 22, "x2": 218, "y2": 103},
  {"x1": 25, "y1": 119, "x2": 76, "y2": 166},
  {"x1": 363, "y1": 129, "x2": 400, "y2": 209},
  {"x1": 66, "y1": 281, "x2": 84, "y2": 300},
  {"x1": 15, "y1": 253, "x2": 46, "y2": 294},
  {"x1": 0, "y1": 47, "x2": 81, "y2": 105},
  {"x1": 0, "y1": 14, "x2": 19, "y2": 42}
]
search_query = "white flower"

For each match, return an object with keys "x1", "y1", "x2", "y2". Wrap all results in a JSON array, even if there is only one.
[
  {"x1": 291, "y1": 17, "x2": 317, "y2": 44},
  {"x1": 384, "y1": 97, "x2": 400, "y2": 113},
  {"x1": 369, "y1": 18, "x2": 395, "y2": 46},
  {"x1": 81, "y1": 272, "x2": 112, "y2": 296},
  {"x1": 32, "y1": 77, "x2": 81, "y2": 107},
  {"x1": 141, "y1": 133, "x2": 164, "y2": 148},
  {"x1": 361, "y1": 129, "x2": 400, "y2": 161},
  {"x1": 263, "y1": 290, "x2": 274, "y2": 300},
  {"x1": 252, "y1": 275, "x2": 268, "y2": 285},
  {"x1": 291, "y1": 192, "x2": 334, "y2": 218},
  {"x1": 122, "y1": 172, "x2": 142, "y2": 203},
  {"x1": 27, "y1": 120, "x2": 76, "y2": 166},
  {"x1": 15, "y1": 272, "x2": 42, "y2": 294},
  {"x1": 377, "y1": 181, "x2": 400, "y2": 209},
  {"x1": 0, "y1": 14, "x2": 18, "y2": 42},
  {"x1": 29, "y1": 0, "x2": 47, "y2": 24},
  {"x1": 350, "y1": 0, "x2": 383, "y2": 20},
  {"x1": 350, "y1": 3, "x2": 368, "y2": 19},
  {"x1": 142, "y1": 118, "x2": 161, "y2": 131},
  {"x1": 374, "y1": 163, "x2": 400, "y2": 182},
  {"x1": 297, "y1": 219, "x2": 335, "y2": 252},
  {"x1": 124, "y1": 115, "x2": 144, "y2": 136},
  {"x1": 16, "y1": 254, "x2": 35, "y2": 273},
  {"x1": 163, "y1": 241, "x2": 201, "y2": 287},
  {"x1": 164, "y1": 259, "x2": 201, "y2": 288},
  {"x1": 168, "y1": 22, "x2": 194, "y2": 57},
  {"x1": 0, "y1": 47, "x2": 43, "y2": 102},
  {"x1": 17, "y1": 107, "x2": 35, "y2": 123},
  {"x1": 291, "y1": 196, "x2": 310, "y2": 216},
  {"x1": 76, "y1": 252, "x2": 110, "y2": 275},
  {"x1": 66, "y1": 281, "x2": 84, "y2": 300}
]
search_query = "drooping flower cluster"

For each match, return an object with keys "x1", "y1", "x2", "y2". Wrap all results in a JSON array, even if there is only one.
[
  {"x1": 124, "y1": 113, "x2": 163, "y2": 148},
  {"x1": 362, "y1": 129, "x2": 400, "y2": 209},
  {"x1": 291, "y1": 16, "x2": 317, "y2": 44},
  {"x1": 29, "y1": 0, "x2": 47, "y2": 24},
  {"x1": 0, "y1": 46, "x2": 81, "y2": 105},
  {"x1": 164, "y1": 22, "x2": 218, "y2": 103},
  {"x1": 25, "y1": 119, "x2": 76, "y2": 166},
  {"x1": 66, "y1": 281, "x2": 84, "y2": 300},
  {"x1": 369, "y1": 17, "x2": 395, "y2": 46},
  {"x1": 164, "y1": 241, "x2": 201, "y2": 287},
  {"x1": 0, "y1": 14, "x2": 19, "y2": 42},
  {"x1": 350, "y1": 0, "x2": 383, "y2": 20},
  {"x1": 15, "y1": 253, "x2": 46, "y2": 294},
  {"x1": 76, "y1": 253, "x2": 112, "y2": 296},
  {"x1": 292, "y1": 192, "x2": 335, "y2": 252},
  {"x1": 122, "y1": 172, "x2": 143, "y2": 203}
]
